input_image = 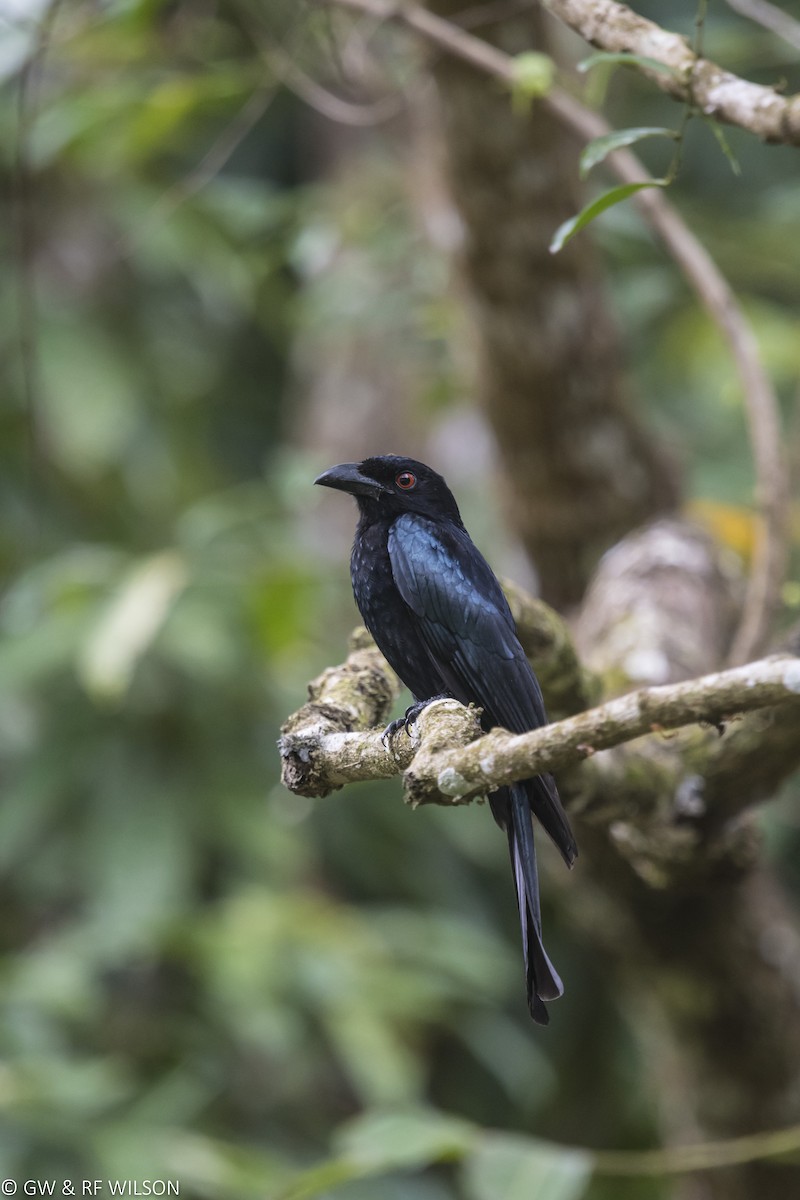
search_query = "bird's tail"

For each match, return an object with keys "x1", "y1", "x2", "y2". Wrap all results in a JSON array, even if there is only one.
[{"x1": 506, "y1": 783, "x2": 564, "y2": 1024}]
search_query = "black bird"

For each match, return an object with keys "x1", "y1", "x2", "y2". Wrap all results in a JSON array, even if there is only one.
[{"x1": 315, "y1": 455, "x2": 576, "y2": 1022}]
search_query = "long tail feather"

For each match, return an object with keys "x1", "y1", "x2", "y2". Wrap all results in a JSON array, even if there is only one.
[{"x1": 506, "y1": 785, "x2": 564, "y2": 1022}]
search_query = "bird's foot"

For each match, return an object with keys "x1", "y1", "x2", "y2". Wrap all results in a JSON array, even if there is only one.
[{"x1": 381, "y1": 695, "x2": 449, "y2": 745}]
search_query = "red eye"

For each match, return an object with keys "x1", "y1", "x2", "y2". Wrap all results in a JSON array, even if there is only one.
[{"x1": 395, "y1": 471, "x2": 417, "y2": 490}]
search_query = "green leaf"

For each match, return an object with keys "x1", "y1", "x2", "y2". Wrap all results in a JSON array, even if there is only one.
[
  {"x1": 334, "y1": 1108, "x2": 476, "y2": 1172},
  {"x1": 78, "y1": 551, "x2": 188, "y2": 700},
  {"x1": 39, "y1": 324, "x2": 140, "y2": 476},
  {"x1": 706, "y1": 119, "x2": 741, "y2": 176},
  {"x1": 320, "y1": 1004, "x2": 424, "y2": 1107},
  {"x1": 509, "y1": 52, "x2": 556, "y2": 111},
  {"x1": 577, "y1": 51, "x2": 677, "y2": 77},
  {"x1": 549, "y1": 180, "x2": 668, "y2": 254},
  {"x1": 275, "y1": 1156, "x2": 360, "y2": 1200},
  {"x1": 464, "y1": 1134, "x2": 592, "y2": 1200},
  {"x1": 580, "y1": 126, "x2": 678, "y2": 178},
  {"x1": 278, "y1": 1110, "x2": 477, "y2": 1200},
  {"x1": 782, "y1": 580, "x2": 800, "y2": 608}
]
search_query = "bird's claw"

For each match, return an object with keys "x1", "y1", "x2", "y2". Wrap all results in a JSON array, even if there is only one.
[
  {"x1": 381, "y1": 705, "x2": 421, "y2": 746},
  {"x1": 381, "y1": 715, "x2": 409, "y2": 746},
  {"x1": 381, "y1": 697, "x2": 448, "y2": 746}
]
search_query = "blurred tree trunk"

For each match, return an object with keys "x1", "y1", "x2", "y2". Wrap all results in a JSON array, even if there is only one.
[{"x1": 427, "y1": 2, "x2": 678, "y2": 607}]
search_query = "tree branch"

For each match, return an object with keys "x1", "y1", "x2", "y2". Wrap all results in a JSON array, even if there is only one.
[
  {"x1": 280, "y1": 651, "x2": 800, "y2": 805},
  {"x1": 541, "y1": 0, "x2": 800, "y2": 145},
  {"x1": 280, "y1": 586, "x2": 597, "y2": 795},
  {"x1": 404, "y1": 656, "x2": 800, "y2": 805},
  {"x1": 574, "y1": 520, "x2": 741, "y2": 685},
  {"x1": 280, "y1": 627, "x2": 400, "y2": 797},
  {"x1": 697, "y1": 698, "x2": 800, "y2": 825},
  {"x1": 500, "y1": 577, "x2": 600, "y2": 715}
]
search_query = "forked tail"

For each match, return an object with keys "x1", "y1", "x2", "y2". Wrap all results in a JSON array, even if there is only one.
[{"x1": 507, "y1": 784, "x2": 564, "y2": 1024}]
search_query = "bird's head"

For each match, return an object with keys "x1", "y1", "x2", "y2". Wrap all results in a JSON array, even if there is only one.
[{"x1": 314, "y1": 455, "x2": 462, "y2": 523}]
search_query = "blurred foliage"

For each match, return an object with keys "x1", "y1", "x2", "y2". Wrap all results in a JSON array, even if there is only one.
[{"x1": 0, "y1": 1, "x2": 799, "y2": 1197}]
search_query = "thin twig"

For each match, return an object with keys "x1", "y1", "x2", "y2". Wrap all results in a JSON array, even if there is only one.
[
  {"x1": 591, "y1": 1118, "x2": 800, "y2": 1175},
  {"x1": 548, "y1": 92, "x2": 790, "y2": 665},
  {"x1": 540, "y1": 0, "x2": 800, "y2": 144},
  {"x1": 114, "y1": 84, "x2": 278, "y2": 261},
  {"x1": 451, "y1": 0, "x2": 538, "y2": 31},
  {"x1": 234, "y1": 0, "x2": 405, "y2": 128},
  {"x1": 267, "y1": 45, "x2": 405, "y2": 125},
  {"x1": 724, "y1": 0, "x2": 800, "y2": 53},
  {"x1": 116, "y1": 1, "x2": 302, "y2": 260}
]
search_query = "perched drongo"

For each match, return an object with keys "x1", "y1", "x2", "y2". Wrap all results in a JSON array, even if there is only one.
[{"x1": 315, "y1": 455, "x2": 576, "y2": 1023}]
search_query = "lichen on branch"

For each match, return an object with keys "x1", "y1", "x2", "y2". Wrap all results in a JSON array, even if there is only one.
[
  {"x1": 279, "y1": 627, "x2": 400, "y2": 797},
  {"x1": 543, "y1": 0, "x2": 800, "y2": 145},
  {"x1": 280, "y1": 635, "x2": 800, "y2": 808}
]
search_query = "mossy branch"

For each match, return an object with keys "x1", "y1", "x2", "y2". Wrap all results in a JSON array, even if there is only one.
[
  {"x1": 280, "y1": 646, "x2": 800, "y2": 807},
  {"x1": 280, "y1": 589, "x2": 598, "y2": 798},
  {"x1": 543, "y1": 0, "x2": 800, "y2": 146}
]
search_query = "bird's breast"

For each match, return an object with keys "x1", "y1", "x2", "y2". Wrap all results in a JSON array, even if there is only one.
[
  {"x1": 350, "y1": 521, "x2": 394, "y2": 624},
  {"x1": 350, "y1": 518, "x2": 444, "y2": 702}
]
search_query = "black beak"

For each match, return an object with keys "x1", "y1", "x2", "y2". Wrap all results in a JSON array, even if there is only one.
[{"x1": 314, "y1": 462, "x2": 387, "y2": 499}]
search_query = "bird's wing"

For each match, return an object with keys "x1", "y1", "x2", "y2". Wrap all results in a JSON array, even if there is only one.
[{"x1": 387, "y1": 514, "x2": 546, "y2": 733}]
